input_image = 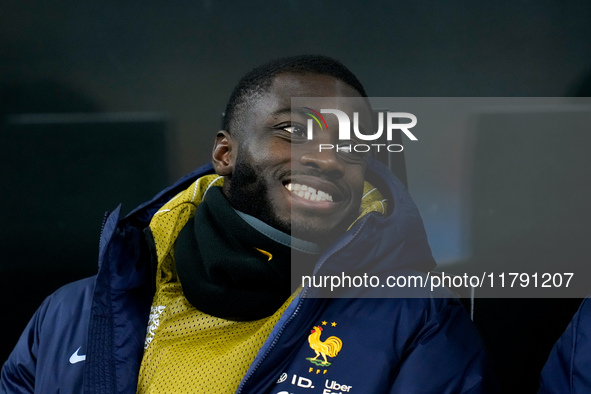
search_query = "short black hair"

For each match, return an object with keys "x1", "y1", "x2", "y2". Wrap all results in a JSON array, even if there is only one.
[{"x1": 222, "y1": 55, "x2": 367, "y2": 134}]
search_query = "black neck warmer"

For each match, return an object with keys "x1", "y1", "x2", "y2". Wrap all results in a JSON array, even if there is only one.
[{"x1": 175, "y1": 186, "x2": 318, "y2": 321}]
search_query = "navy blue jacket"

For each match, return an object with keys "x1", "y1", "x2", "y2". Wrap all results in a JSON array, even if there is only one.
[
  {"x1": 539, "y1": 298, "x2": 591, "y2": 393},
  {"x1": 1, "y1": 159, "x2": 497, "y2": 393}
]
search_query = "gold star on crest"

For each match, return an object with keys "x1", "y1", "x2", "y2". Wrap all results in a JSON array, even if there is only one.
[
  {"x1": 331, "y1": 322, "x2": 337, "y2": 327},
  {"x1": 321, "y1": 321, "x2": 328, "y2": 326}
]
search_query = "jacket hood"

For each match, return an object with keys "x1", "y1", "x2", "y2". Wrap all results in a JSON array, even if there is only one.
[
  {"x1": 123, "y1": 163, "x2": 217, "y2": 225},
  {"x1": 313, "y1": 157, "x2": 436, "y2": 277},
  {"x1": 120, "y1": 158, "x2": 435, "y2": 282}
]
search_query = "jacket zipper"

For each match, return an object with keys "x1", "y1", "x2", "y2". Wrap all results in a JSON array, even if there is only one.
[
  {"x1": 98, "y1": 210, "x2": 110, "y2": 266},
  {"x1": 235, "y1": 217, "x2": 369, "y2": 393}
]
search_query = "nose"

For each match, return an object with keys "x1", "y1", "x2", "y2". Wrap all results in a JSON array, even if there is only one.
[{"x1": 299, "y1": 145, "x2": 345, "y2": 178}]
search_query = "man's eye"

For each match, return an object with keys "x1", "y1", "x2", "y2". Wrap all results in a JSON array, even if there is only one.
[
  {"x1": 337, "y1": 144, "x2": 352, "y2": 153},
  {"x1": 283, "y1": 125, "x2": 306, "y2": 137}
]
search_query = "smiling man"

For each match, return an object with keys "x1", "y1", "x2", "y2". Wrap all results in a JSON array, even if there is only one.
[
  {"x1": 1, "y1": 55, "x2": 497, "y2": 393},
  {"x1": 218, "y1": 72, "x2": 369, "y2": 242}
]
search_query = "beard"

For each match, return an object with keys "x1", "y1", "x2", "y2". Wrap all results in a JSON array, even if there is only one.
[
  {"x1": 225, "y1": 155, "x2": 342, "y2": 244},
  {"x1": 226, "y1": 153, "x2": 292, "y2": 235}
]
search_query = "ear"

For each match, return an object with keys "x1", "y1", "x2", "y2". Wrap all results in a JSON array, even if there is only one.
[{"x1": 212, "y1": 130, "x2": 236, "y2": 176}]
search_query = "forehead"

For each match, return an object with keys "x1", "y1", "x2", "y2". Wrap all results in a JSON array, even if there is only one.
[{"x1": 250, "y1": 72, "x2": 371, "y2": 119}]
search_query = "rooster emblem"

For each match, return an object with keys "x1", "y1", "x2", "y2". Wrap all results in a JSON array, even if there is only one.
[{"x1": 306, "y1": 325, "x2": 343, "y2": 366}]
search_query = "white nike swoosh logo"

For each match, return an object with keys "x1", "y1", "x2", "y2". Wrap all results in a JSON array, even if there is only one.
[{"x1": 69, "y1": 347, "x2": 86, "y2": 364}]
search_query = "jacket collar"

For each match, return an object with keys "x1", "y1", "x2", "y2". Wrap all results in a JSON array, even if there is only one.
[{"x1": 122, "y1": 158, "x2": 435, "y2": 279}]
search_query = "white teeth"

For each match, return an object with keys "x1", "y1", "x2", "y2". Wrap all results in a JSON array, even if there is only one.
[{"x1": 284, "y1": 183, "x2": 334, "y2": 202}]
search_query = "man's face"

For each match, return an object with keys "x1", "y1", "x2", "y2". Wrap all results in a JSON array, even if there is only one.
[{"x1": 221, "y1": 72, "x2": 371, "y2": 243}]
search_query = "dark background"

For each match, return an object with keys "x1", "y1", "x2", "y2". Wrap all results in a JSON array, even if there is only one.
[
  {"x1": 3, "y1": 1, "x2": 591, "y2": 176},
  {"x1": 1, "y1": 1, "x2": 591, "y2": 392}
]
